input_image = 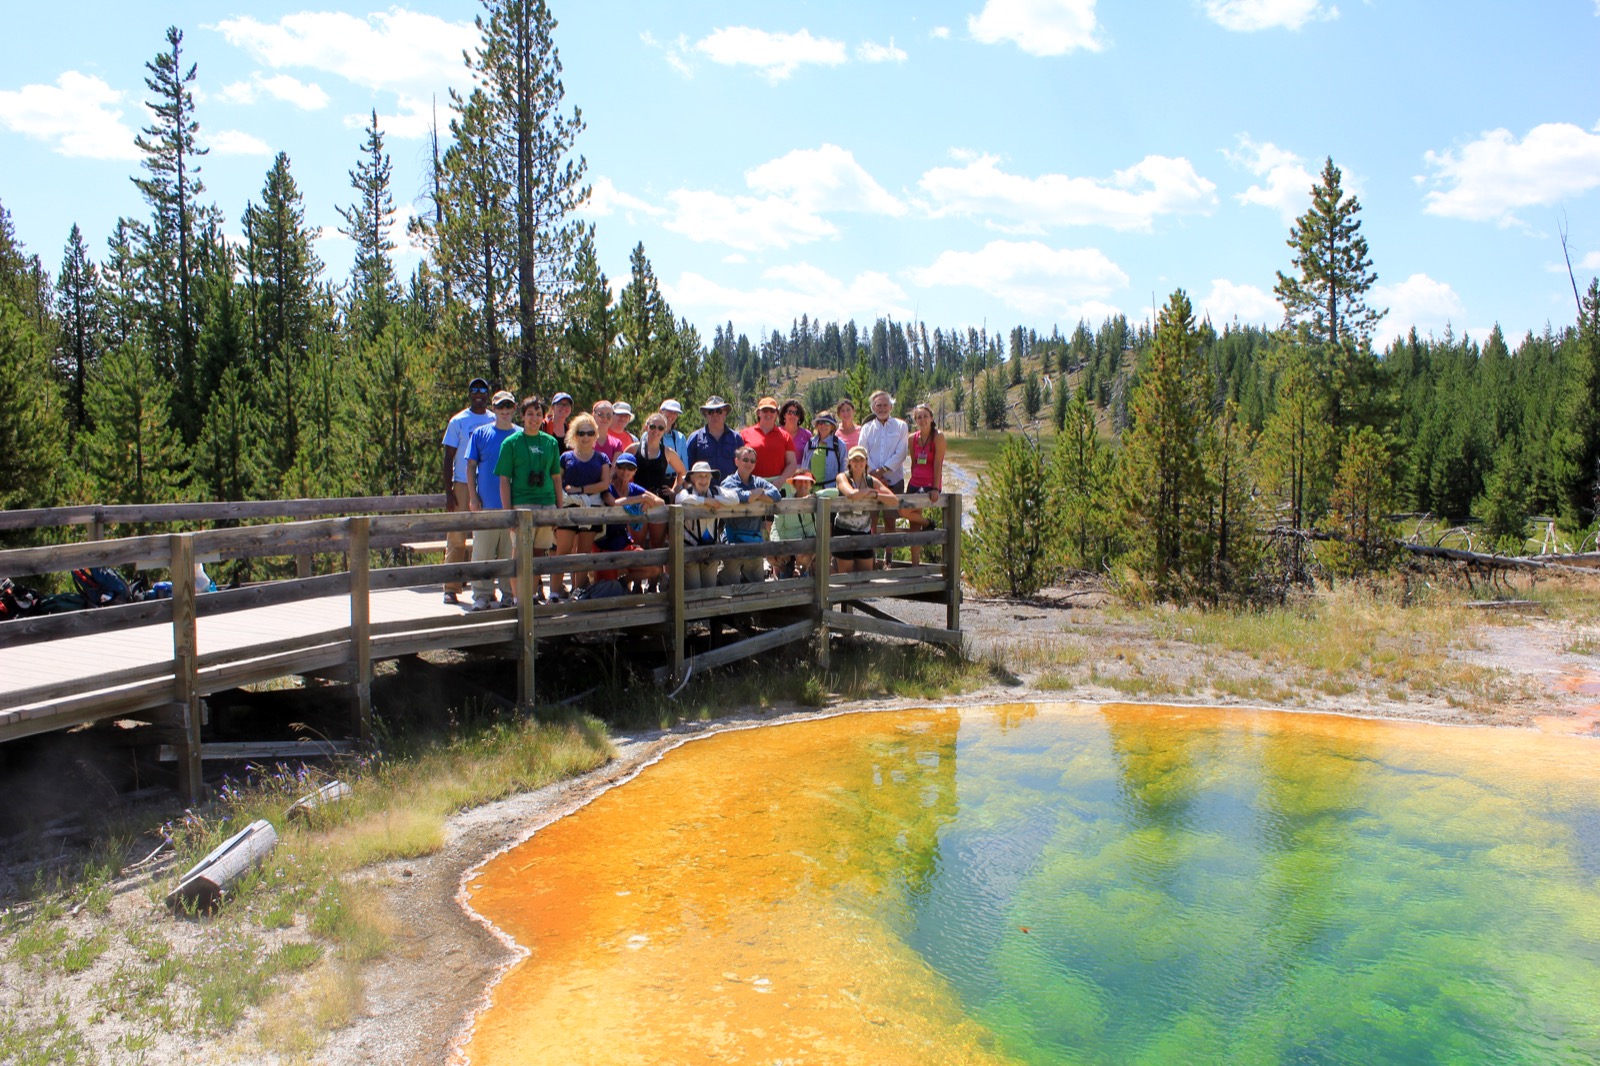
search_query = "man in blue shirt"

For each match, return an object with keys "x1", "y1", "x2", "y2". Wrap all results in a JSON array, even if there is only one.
[
  {"x1": 686, "y1": 395, "x2": 741, "y2": 483},
  {"x1": 466, "y1": 391, "x2": 521, "y2": 610},
  {"x1": 716, "y1": 445, "x2": 781, "y2": 584}
]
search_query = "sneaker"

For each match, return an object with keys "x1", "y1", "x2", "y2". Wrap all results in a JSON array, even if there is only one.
[
  {"x1": 468, "y1": 599, "x2": 495, "y2": 613},
  {"x1": 443, "y1": 591, "x2": 461, "y2": 605}
]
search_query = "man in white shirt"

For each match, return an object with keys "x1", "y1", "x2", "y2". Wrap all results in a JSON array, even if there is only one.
[
  {"x1": 440, "y1": 377, "x2": 495, "y2": 605},
  {"x1": 857, "y1": 390, "x2": 909, "y2": 568}
]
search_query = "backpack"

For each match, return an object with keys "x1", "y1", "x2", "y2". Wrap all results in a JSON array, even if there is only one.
[
  {"x1": 71, "y1": 566, "x2": 135, "y2": 607},
  {"x1": 0, "y1": 578, "x2": 39, "y2": 621}
]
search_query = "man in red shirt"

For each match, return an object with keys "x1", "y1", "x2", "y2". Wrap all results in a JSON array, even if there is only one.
[{"x1": 740, "y1": 396, "x2": 797, "y2": 491}]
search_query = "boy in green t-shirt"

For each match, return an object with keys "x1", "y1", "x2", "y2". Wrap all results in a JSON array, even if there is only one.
[{"x1": 495, "y1": 397, "x2": 564, "y2": 567}]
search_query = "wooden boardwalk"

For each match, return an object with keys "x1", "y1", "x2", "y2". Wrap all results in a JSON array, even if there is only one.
[{"x1": 0, "y1": 493, "x2": 963, "y2": 799}]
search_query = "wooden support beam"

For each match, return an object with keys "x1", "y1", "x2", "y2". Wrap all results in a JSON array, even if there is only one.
[
  {"x1": 170, "y1": 534, "x2": 203, "y2": 803},
  {"x1": 945, "y1": 492, "x2": 962, "y2": 633},
  {"x1": 668, "y1": 506, "x2": 686, "y2": 684},
  {"x1": 515, "y1": 508, "x2": 536, "y2": 707},
  {"x1": 814, "y1": 493, "x2": 831, "y2": 670},
  {"x1": 650, "y1": 620, "x2": 815, "y2": 684},
  {"x1": 348, "y1": 516, "x2": 372, "y2": 742}
]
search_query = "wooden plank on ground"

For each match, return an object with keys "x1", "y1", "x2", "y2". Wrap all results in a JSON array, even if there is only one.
[
  {"x1": 650, "y1": 619, "x2": 815, "y2": 684},
  {"x1": 825, "y1": 610, "x2": 962, "y2": 646}
]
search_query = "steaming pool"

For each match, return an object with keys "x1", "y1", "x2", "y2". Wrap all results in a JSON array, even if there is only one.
[{"x1": 462, "y1": 704, "x2": 1600, "y2": 1064}]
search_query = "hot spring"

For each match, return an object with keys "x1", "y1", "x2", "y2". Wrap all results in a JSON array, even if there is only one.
[{"x1": 461, "y1": 704, "x2": 1600, "y2": 1064}]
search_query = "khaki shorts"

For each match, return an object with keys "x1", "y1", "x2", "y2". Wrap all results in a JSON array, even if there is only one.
[{"x1": 514, "y1": 508, "x2": 558, "y2": 551}]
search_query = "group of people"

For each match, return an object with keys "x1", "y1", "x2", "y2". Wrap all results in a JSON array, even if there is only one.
[{"x1": 440, "y1": 379, "x2": 946, "y2": 609}]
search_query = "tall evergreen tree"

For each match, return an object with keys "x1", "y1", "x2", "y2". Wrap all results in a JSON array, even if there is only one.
[
  {"x1": 1257, "y1": 353, "x2": 1335, "y2": 532},
  {"x1": 356, "y1": 317, "x2": 442, "y2": 497},
  {"x1": 562, "y1": 227, "x2": 614, "y2": 399},
  {"x1": 54, "y1": 224, "x2": 103, "y2": 435},
  {"x1": 1552, "y1": 279, "x2": 1600, "y2": 527},
  {"x1": 435, "y1": 89, "x2": 514, "y2": 385},
  {"x1": 130, "y1": 25, "x2": 209, "y2": 440},
  {"x1": 192, "y1": 365, "x2": 266, "y2": 502},
  {"x1": 1117, "y1": 289, "x2": 1214, "y2": 599},
  {"x1": 611, "y1": 242, "x2": 678, "y2": 400},
  {"x1": 968, "y1": 434, "x2": 1052, "y2": 597},
  {"x1": 337, "y1": 109, "x2": 399, "y2": 340},
  {"x1": 81, "y1": 335, "x2": 187, "y2": 505},
  {"x1": 1048, "y1": 387, "x2": 1115, "y2": 570},
  {"x1": 463, "y1": 0, "x2": 588, "y2": 388}
]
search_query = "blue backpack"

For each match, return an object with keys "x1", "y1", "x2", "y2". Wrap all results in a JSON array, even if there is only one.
[{"x1": 71, "y1": 566, "x2": 135, "y2": 607}]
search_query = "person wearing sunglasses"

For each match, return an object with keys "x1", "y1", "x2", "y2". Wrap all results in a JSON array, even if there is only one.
[
  {"x1": 554, "y1": 413, "x2": 614, "y2": 598},
  {"x1": 465, "y1": 391, "x2": 522, "y2": 611},
  {"x1": 439, "y1": 377, "x2": 494, "y2": 604},
  {"x1": 627, "y1": 414, "x2": 686, "y2": 551}
]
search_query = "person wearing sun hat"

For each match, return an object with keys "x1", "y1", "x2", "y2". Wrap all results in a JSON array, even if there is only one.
[
  {"x1": 676, "y1": 460, "x2": 725, "y2": 589},
  {"x1": 805, "y1": 410, "x2": 848, "y2": 488},
  {"x1": 687, "y1": 394, "x2": 740, "y2": 483},
  {"x1": 740, "y1": 395, "x2": 797, "y2": 490}
]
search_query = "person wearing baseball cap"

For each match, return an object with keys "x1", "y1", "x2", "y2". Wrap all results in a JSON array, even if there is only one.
[
  {"x1": 612, "y1": 401, "x2": 639, "y2": 446},
  {"x1": 687, "y1": 395, "x2": 740, "y2": 483},
  {"x1": 544, "y1": 392, "x2": 574, "y2": 440},
  {"x1": 771, "y1": 469, "x2": 820, "y2": 578},
  {"x1": 440, "y1": 377, "x2": 495, "y2": 604},
  {"x1": 741, "y1": 396, "x2": 797, "y2": 490},
  {"x1": 658, "y1": 399, "x2": 689, "y2": 466},
  {"x1": 464, "y1": 391, "x2": 522, "y2": 610}
]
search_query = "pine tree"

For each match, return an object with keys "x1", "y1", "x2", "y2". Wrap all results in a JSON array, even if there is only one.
[
  {"x1": 1321, "y1": 425, "x2": 1395, "y2": 575},
  {"x1": 242, "y1": 152, "x2": 325, "y2": 478},
  {"x1": 980, "y1": 368, "x2": 1008, "y2": 429},
  {"x1": 0, "y1": 300, "x2": 67, "y2": 510},
  {"x1": 356, "y1": 318, "x2": 442, "y2": 497},
  {"x1": 562, "y1": 227, "x2": 614, "y2": 400},
  {"x1": 54, "y1": 223, "x2": 103, "y2": 435},
  {"x1": 1023, "y1": 368, "x2": 1043, "y2": 421},
  {"x1": 1476, "y1": 436, "x2": 1528, "y2": 551},
  {"x1": 1117, "y1": 289, "x2": 1214, "y2": 600},
  {"x1": 1048, "y1": 387, "x2": 1114, "y2": 570},
  {"x1": 284, "y1": 333, "x2": 356, "y2": 499},
  {"x1": 1257, "y1": 353, "x2": 1335, "y2": 532},
  {"x1": 611, "y1": 242, "x2": 677, "y2": 400},
  {"x1": 1552, "y1": 279, "x2": 1600, "y2": 527},
  {"x1": 337, "y1": 109, "x2": 398, "y2": 341},
  {"x1": 1052, "y1": 371, "x2": 1071, "y2": 432},
  {"x1": 968, "y1": 434, "x2": 1052, "y2": 596},
  {"x1": 192, "y1": 365, "x2": 266, "y2": 502},
  {"x1": 130, "y1": 26, "x2": 209, "y2": 440},
  {"x1": 81, "y1": 335, "x2": 187, "y2": 504},
  {"x1": 463, "y1": 0, "x2": 588, "y2": 388}
]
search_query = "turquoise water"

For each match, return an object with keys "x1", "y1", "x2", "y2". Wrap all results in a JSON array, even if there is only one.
[
  {"x1": 903, "y1": 706, "x2": 1600, "y2": 1064},
  {"x1": 466, "y1": 704, "x2": 1600, "y2": 1065}
]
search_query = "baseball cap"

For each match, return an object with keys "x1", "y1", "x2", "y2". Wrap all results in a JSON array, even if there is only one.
[
  {"x1": 814, "y1": 411, "x2": 838, "y2": 426},
  {"x1": 757, "y1": 396, "x2": 779, "y2": 411},
  {"x1": 468, "y1": 377, "x2": 490, "y2": 392},
  {"x1": 491, "y1": 390, "x2": 516, "y2": 407},
  {"x1": 551, "y1": 392, "x2": 574, "y2": 406},
  {"x1": 615, "y1": 452, "x2": 638, "y2": 467},
  {"x1": 614, "y1": 401, "x2": 634, "y2": 418}
]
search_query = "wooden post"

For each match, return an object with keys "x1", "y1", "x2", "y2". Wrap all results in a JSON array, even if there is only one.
[
  {"x1": 87, "y1": 517, "x2": 104, "y2": 542},
  {"x1": 295, "y1": 552, "x2": 312, "y2": 579},
  {"x1": 348, "y1": 517, "x2": 372, "y2": 742},
  {"x1": 668, "y1": 505, "x2": 686, "y2": 684},
  {"x1": 170, "y1": 533, "x2": 203, "y2": 803},
  {"x1": 814, "y1": 493, "x2": 831, "y2": 670},
  {"x1": 944, "y1": 493, "x2": 962, "y2": 634},
  {"x1": 515, "y1": 508, "x2": 536, "y2": 707}
]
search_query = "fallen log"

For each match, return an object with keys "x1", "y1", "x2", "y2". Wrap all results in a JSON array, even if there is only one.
[
  {"x1": 1399, "y1": 543, "x2": 1600, "y2": 576},
  {"x1": 285, "y1": 780, "x2": 351, "y2": 821},
  {"x1": 165, "y1": 818, "x2": 277, "y2": 912}
]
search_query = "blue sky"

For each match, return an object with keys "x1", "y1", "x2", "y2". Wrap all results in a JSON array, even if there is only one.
[{"x1": 3, "y1": 1, "x2": 1599, "y2": 348}]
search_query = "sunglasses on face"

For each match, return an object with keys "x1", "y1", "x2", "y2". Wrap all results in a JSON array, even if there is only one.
[
  {"x1": 495, "y1": 402, "x2": 516, "y2": 410},
  {"x1": 575, "y1": 429, "x2": 597, "y2": 437}
]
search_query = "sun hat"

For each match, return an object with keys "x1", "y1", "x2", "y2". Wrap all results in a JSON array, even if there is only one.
[
  {"x1": 814, "y1": 411, "x2": 838, "y2": 426},
  {"x1": 791, "y1": 470, "x2": 815, "y2": 483},
  {"x1": 689, "y1": 461, "x2": 716, "y2": 475},
  {"x1": 613, "y1": 401, "x2": 634, "y2": 418},
  {"x1": 700, "y1": 395, "x2": 732, "y2": 411},
  {"x1": 660, "y1": 399, "x2": 683, "y2": 415}
]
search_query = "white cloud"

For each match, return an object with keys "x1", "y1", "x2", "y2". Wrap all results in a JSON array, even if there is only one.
[
  {"x1": 931, "y1": 26, "x2": 952, "y2": 39},
  {"x1": 212, "y1": 10, "x2": 475, "y2": 90},
  {"x1": 206, "y1": 129, "x2": 273, "y2": 156},
  {"x1": 641, "y1": 32, "x2": 695, "y2": 77},
  {"x1": 217, "y1": 72, "x2": 330, "y2": 110},
  {"x1": 1581, "y1": 251, "x2": 1600, "y2": 270},
  {"x1": 664, "y1": 190, "x2": 837, "y2": 251},
  {"x1": 1422, "y1": 122, "x2": 1600, "y2": 226},
  {"x1": 968, "y1": 0, "x2": 1104, "y2": 56},
  {"x1": 0, "y1": 71, "x2": 138, "y2": 159},
  {"x1": 583, "y1": 176, "x2": 665, "y2": 220},
  {"x1": 857, "y1": 38, "x2": 908, "y2": 63},
  {"x1": 907, "y1": 239, "x2": 1127, "y2": 316},
  {"x1": 919, "y1": 152, "x2": 1215, "y2": 231},
  {"x1": 1202, "y1": 0, "x2": 1338, "y2": 32},
  {"x1": 667, "y1": 264, "x2": 910, "y2": 325},
  {"x1": 342, "y1": 94, "x2": 441, "y2": 140},
  {"x1": 692, "y1": 27, "x2": 847, "y2": 82},
  {"x1": 1371, "y1": 273, "x2": 1465, "y2": 343},
  {"x1": 1225, "y1": 135, "x2": 1315, "y2": 222},
  {"x1": 1197, "y1": 279, "x2": 1282, "y2": 325},
  {"x1": 746, "y1": 144, "x2": 906, "y2": 216}
]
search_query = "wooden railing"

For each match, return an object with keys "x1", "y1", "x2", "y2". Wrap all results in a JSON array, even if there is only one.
[{"x1": 0, "y1": 494, "x2": 963, "y2": 800}]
